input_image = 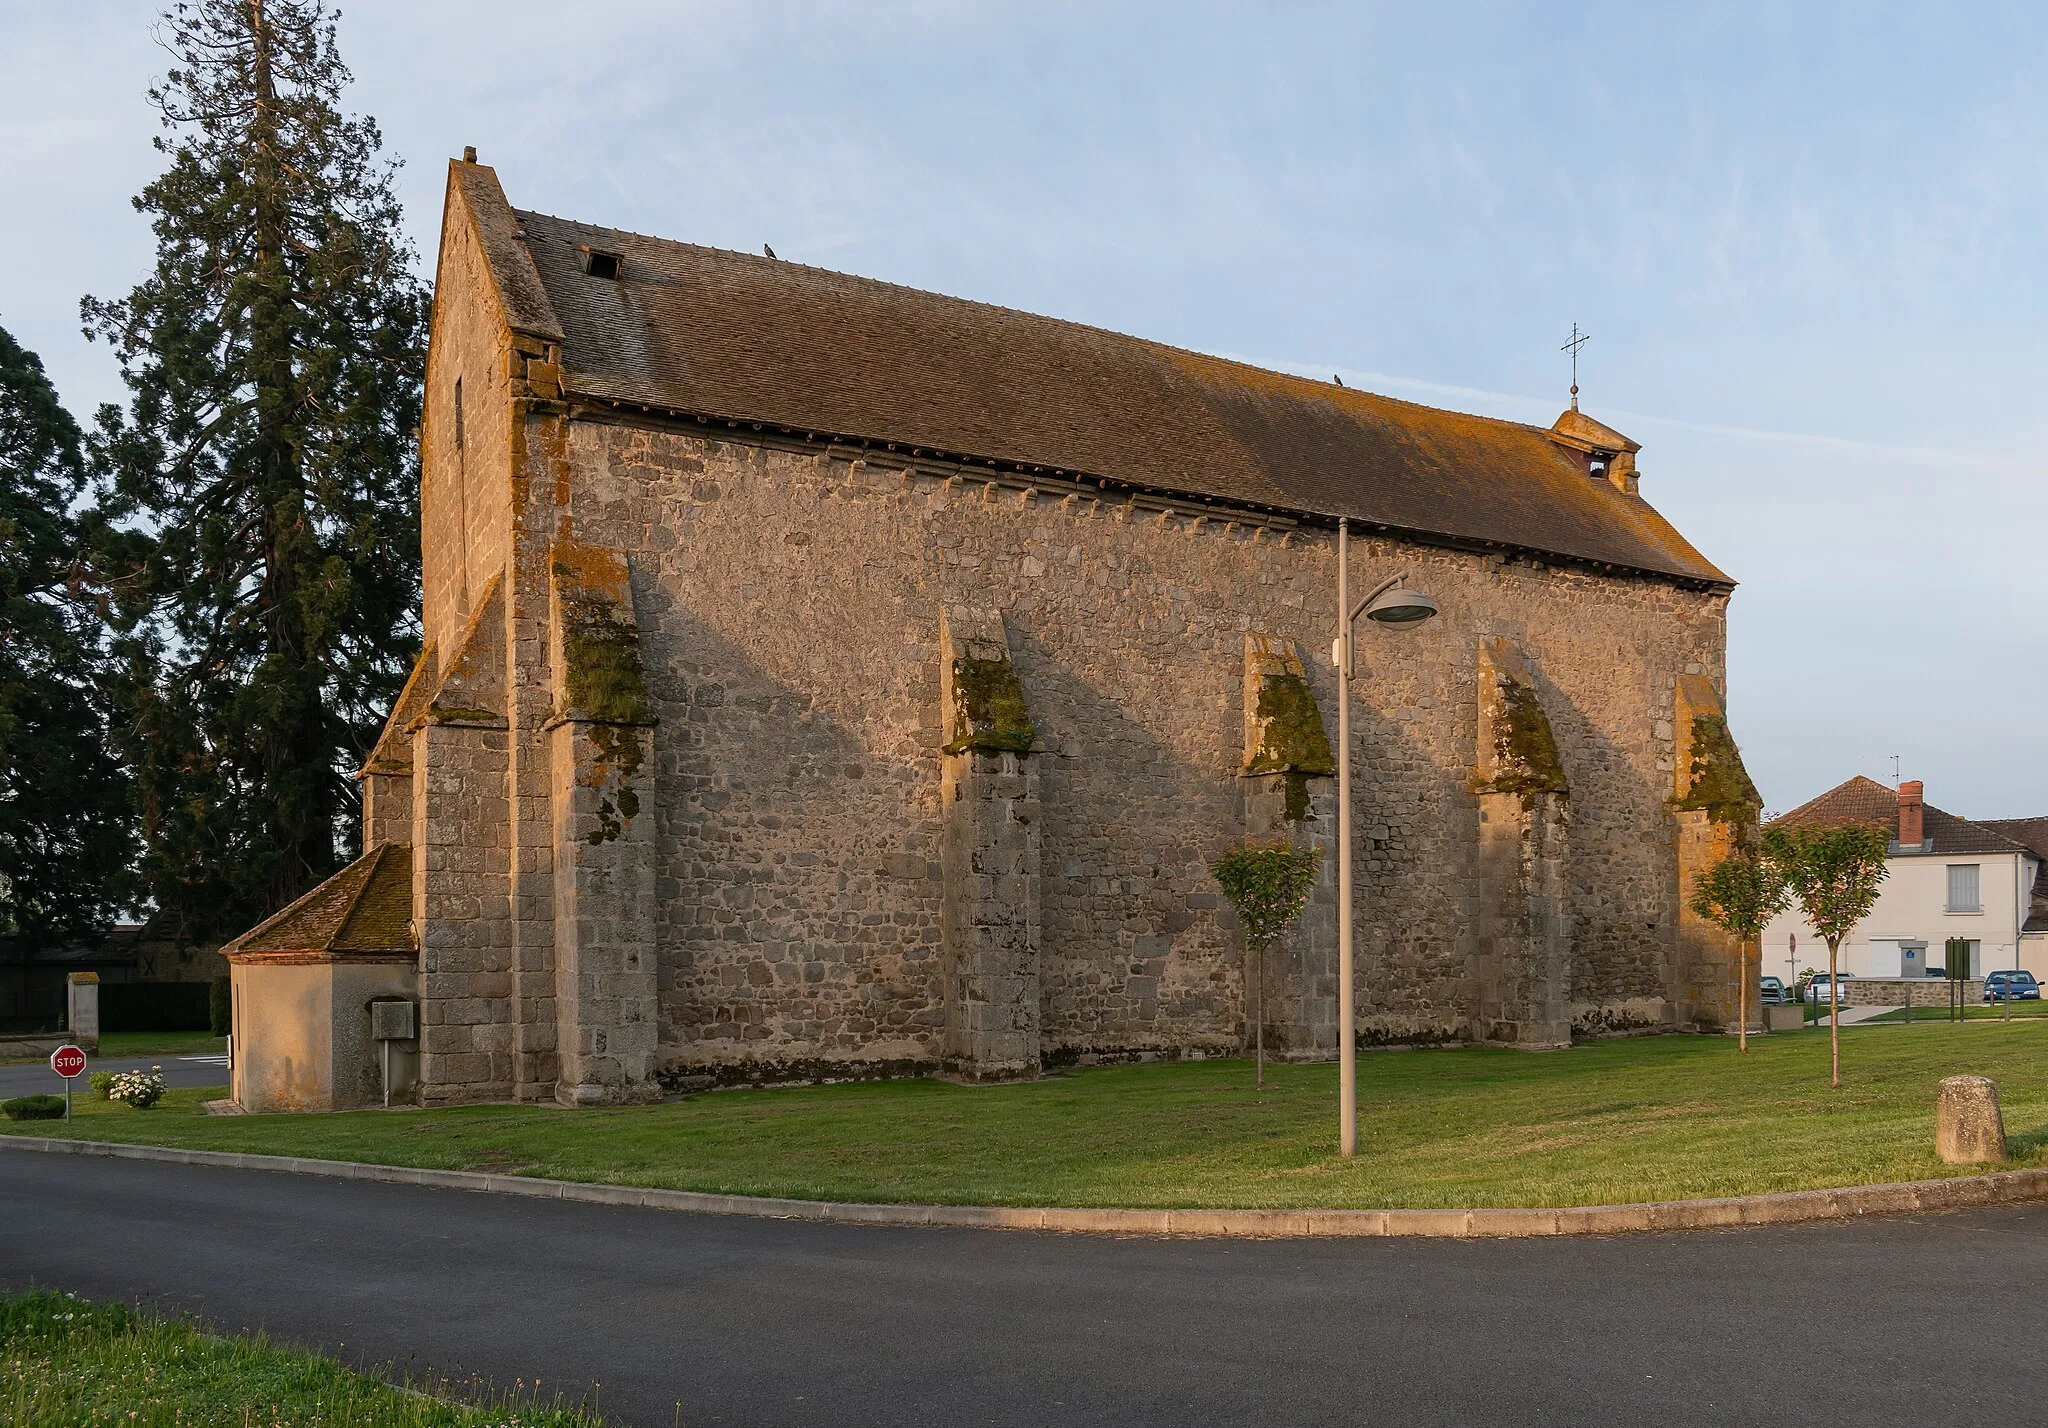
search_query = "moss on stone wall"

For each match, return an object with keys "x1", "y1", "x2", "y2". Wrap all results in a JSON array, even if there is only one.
[
  {"x1": 944, "y1": 655, "x2": 1035, "y2": 754},
  {"x1": 1246, "y1": 674, "x2": 1335, "y2": 778},
  {"x1": 555, "y1": 554, "x2": 656, "y2": 845},
  {"x1": 559, "y1": 596, "x2": 655, "y2": 728},
  {"x1": 1675, "y1": 713, "x2": 1761, "y2": 826},
  {"x1": 1478, "y1": 678, "x2": 1568, "y2": 798},
  {"x1": 425, "y1": 705, "x2": 501, "y2": 726}
]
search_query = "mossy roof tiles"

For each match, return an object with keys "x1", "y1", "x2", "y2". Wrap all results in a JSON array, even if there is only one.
[
  {"x1": 463, "y1": 168, "x2": 1729, "y2": 589},
  {"x1": 220, "y1": 843, "x2": 416, "y2": 963}
]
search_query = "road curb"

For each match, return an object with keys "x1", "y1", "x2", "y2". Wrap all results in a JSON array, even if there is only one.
[{"x1": 5, "y1": 1134, "x2": 2045, "y2": 1238}]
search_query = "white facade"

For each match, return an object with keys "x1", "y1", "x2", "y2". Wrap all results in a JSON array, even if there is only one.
[{"x1": 1762, "y1": 849, "x2": 2041, "y2": 986}]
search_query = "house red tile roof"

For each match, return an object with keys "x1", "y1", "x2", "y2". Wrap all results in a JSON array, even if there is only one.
[
  {"x1": 1976, "y1": 817, "x2": 2048, "y2": 862},
  {"x1": 1770, "y1": 776, "x2": 2036, "y2": 856},
  {"x1": 220, "y1": 843, "x2": 416, "y2": 963},
  {"x1": 450, "y1": 162, "x2": 1731, "y2": 589}
]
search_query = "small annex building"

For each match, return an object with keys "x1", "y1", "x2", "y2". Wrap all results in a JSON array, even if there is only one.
[{"x1": 222, "y1": 154, "x2": 1760, "y2": 1111}]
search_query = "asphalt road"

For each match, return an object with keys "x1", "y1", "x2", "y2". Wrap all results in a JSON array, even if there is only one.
[
  {"x1": 3, "y1": 1150, "x2": 2044, "y2": 1427},
  {"x1": 0, "y1": 1056, "x2": 228, "y2": 1098}
]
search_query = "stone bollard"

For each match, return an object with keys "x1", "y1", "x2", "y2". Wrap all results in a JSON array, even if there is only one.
[{"x1": 1936, "y1": 1076, "x2": 2008, "y2": 1164}]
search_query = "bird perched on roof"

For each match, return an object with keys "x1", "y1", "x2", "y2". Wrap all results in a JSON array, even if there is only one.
[{"x1": 763, "y1": 244, "x2": 777, "y2": 259}]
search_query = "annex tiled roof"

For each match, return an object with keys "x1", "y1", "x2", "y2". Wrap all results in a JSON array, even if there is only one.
[
  {"x1": 451, "y1": 163, "x2": 1731, "y2": 589},
  {"x1": 220, "y1": 843, "x2": 416, "y2": 963},
  {"x1": 1770, "y1": 776, "x2": 2035, "y2": 857}
]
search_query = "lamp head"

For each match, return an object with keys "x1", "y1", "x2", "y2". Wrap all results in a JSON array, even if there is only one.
[{"x1": 1363, "y1": 586, "x2": 1438, "y2": 626}]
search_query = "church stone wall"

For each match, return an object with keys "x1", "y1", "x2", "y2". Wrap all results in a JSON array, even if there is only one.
[
  {"x1": 558, "y1": 417, "x2": 1732, "y2": 1076},
  {"x1": 420, "y1": 197, "x2": 518, "y2": 662}
]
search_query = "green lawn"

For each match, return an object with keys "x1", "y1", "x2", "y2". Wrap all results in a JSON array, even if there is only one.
[
  {"x1": 9, "y1": 1021, "x2": 2047, "y2": 1210},
  {"x1": 1, "y1": 1290, "x2": 604, "y2": 1426},
  {"x1": 0, "y1": 1031, "x2": 225, "y2": 1065},
  {"x1": 1857, "y1": 1001, "x2": 2048, "y2": 1025}
]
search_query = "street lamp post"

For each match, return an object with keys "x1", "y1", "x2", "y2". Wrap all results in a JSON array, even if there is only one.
[{"x1": 1332, "y1": 517, "x2": 1437, "y2": 1157}]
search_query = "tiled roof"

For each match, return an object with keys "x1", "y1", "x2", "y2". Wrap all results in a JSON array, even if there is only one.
[
  {"x1": 452, "y1": 162, "x2": 1731, "y2": 589},
  {"x1": 1976, "y1": 817, "x2": 2048, "y2": 862},
  {"x1": 1770, "y1": 776, "x2": 2034, "y2": 856},
  {"x1": 1769, "y1": 775, "x2": 1898, "y2": 830},
  {"x1": 220, "y1": 843, "x2": 416, "y2": 963}
]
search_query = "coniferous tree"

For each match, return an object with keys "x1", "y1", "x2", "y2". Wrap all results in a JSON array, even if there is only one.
[
  {"x1": 0, "y1": 323, "x2": 134, "y2": 938},
  {"x1": 85, "y1": 0, "x2": 426, "y2": 943}
]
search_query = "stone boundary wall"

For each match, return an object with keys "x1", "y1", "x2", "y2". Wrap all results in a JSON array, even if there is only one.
[
  {"x1": 7, "y1": 1135, "x2": 2044, "y2": 1239},
  {"x1": 1838, "y1": 977, "x2": 1976, "y2": 1008}
]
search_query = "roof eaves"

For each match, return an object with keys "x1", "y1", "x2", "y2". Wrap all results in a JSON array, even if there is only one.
[{"x1": 561, "y1": 380, "x2": 1737, "y2": 592}]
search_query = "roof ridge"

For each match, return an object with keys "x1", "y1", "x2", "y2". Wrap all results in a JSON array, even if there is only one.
[
  {"x1": 513, "y1": 208, "x2": 1561, "y2": 443},
  {"x1": 1772, "y1": 774, "x2": 1895, "y2": 825},
  {"x1": 505, "y1": 198, "x2": 1731, "y2": 587}
]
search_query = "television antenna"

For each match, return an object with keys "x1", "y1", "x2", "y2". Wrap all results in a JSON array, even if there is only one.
[
  {"x1": 1561, "y1": 323, "x2": 1591, "y2": 411},
  {"x1": 1862, "y1": 754, "x2": 1901, "y2": 785}
]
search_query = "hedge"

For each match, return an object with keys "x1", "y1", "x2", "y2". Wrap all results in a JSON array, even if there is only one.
[
  {"x1": 209, "y1": 976, "x2": 232, "y2": 1037},
  {"x1": 3, "y1": 1094, "x2": 66, "y2": 1121}
]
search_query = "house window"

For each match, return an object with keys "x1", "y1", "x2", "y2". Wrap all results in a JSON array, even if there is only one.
[{"x1": 1947, "y1": 864, "x2": 1981, "y2": 913}]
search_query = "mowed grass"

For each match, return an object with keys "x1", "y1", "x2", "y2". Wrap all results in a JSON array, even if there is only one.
[
  {"x1": 1859, "y1": 1000, "x2": 2048, "y2": 1025},
  {"x1": 0, "y1": 1031, "x2": 226, "y2": 1066},
  {"x1": 8, "y1": 1022, "x2": 2048, "y2": 1210},
  {"x1": 1, "y1": 1290, "x2": 605, "y2": 1427},
  {"x1": 95, "y1": 1030, "x2": 228, "y2": 1059}
]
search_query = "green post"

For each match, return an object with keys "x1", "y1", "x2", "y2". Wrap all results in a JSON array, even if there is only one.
[{"x1": 1947, "y1": 938, "x2": 1969, "y2": 1022}]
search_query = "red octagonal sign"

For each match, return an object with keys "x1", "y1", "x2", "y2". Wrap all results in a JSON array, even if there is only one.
[{"x1": 50, "y1": 1046, "x2": 87, "y2": 1079}]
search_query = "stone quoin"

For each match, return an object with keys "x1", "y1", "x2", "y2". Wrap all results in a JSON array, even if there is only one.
[{"x1": 218, "y1": 155, "x2": 1760, "y2": 1111}]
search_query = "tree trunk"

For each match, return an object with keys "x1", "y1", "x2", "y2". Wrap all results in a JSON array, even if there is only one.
[
  {"x1": 1828, "y1": 935, "x2": 1842, "y2": 1087},
  {"x1": 246, "y1": 0, "x2": 333, "y2": 910},
  {"x1": 1739, "y1": 936, "x2": 1748, "y2": 1054},
  {"x1": 1254, "y1": 936, "x2": 1264, "y2": 1088}
]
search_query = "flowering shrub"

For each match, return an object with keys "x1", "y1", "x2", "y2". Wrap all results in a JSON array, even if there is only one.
[{"x1": 106, "y1": 1067, "x2": 168, "y2": 1110}]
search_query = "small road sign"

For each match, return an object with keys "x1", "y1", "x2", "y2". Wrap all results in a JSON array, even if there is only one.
[{"x1": 50, "y1": 1045, "x2": 85, "y2": 1121}]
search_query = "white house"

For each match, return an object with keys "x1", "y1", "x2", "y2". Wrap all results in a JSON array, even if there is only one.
[{"x1": 1761, "y1": 777, "x2": 2048, "y2": 988}]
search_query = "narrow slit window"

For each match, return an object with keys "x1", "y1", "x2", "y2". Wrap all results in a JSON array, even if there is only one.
[{"x1": 453, "y1": 377, "x2": 465, "y2": 458}]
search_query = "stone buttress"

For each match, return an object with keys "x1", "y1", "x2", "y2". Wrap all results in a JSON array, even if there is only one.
[
  {"x1": 938, "y1": 606, "x2": 1042, "y2": 1082},
  {"x1": 410, "y1": 577, "x2": 515, "y2": 1102},
  {"x1": 546, "y1": 539, "x2": 661, "y2": 1103},
  {"x1": 1239, "y1": 633, "x2": 1339, "y2": 1058},
  {"x1": 1669, "y1": 674, "x2": 1763, "y2": 1031},
  {"x1": 1468, "y1": 637, "x2": 1572, "y2": 1048}
]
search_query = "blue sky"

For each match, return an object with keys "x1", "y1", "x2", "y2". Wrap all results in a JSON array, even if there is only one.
[{"x1": 6, "y1": 2, "x2": 2046, "y2": 815}]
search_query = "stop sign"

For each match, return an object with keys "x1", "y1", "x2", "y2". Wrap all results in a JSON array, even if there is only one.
[{"x1": 50, "y1": 1045, "x2": 87, "y2": 1079}]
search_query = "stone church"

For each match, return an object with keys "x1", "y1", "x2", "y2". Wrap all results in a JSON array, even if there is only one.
[{"x1": 221, "y1": 154, "x2": 1759, "y2": 1112}]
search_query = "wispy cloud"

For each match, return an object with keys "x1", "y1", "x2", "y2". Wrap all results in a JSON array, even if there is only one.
[{"x1": 1237, "y1": 356, "x2": 2040, "y2": 477}]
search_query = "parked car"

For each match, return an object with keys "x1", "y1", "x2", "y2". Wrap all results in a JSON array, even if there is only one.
[
  {"x1": 1983, "y1": 970, "x2": 2042, "y2": 1003},
  {"x1": 1758, "y1": 976, "x2": 1787, "y2": 1005},
  {"x1": 1806, "y1": 972, "x2": 1855, "y2": 1003}
]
